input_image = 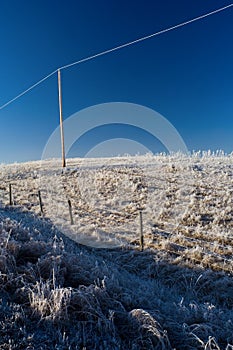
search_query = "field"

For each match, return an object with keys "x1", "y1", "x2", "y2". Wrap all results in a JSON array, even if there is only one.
[{"x1": 0, "y1": 152, "x2": 233, "y2": 349}]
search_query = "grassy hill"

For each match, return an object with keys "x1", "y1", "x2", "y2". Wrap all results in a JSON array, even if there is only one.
[{"x1": 0, "y1": 153, "x2": 233, "y2": 349}]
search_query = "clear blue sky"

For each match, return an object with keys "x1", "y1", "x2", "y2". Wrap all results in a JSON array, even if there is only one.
[{"x1": 0, "y1": 0, "x2": 232, "y2": 163}]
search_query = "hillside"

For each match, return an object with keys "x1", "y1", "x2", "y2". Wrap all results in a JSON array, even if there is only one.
[{"x1": 0, "y1": 153, "x2": 233, "y2": 349}]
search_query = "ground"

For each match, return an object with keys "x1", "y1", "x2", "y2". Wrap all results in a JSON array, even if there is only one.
[{"x1": 0, "y1": 153, "x2": 232, "y2": 349}]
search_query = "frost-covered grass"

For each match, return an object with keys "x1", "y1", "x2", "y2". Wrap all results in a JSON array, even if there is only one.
[{"x1": 0, "y1": 152, "x2": 233, "y2": 349}]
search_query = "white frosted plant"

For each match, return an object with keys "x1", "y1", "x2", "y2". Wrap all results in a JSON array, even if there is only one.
[{"x1": 29, "y1": 278, "x2": 72, "y2": 320}]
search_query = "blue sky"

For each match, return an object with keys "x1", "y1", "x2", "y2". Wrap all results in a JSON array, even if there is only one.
[{"x1": 0, "y1": 0, "x2": 232, "y2": 163}]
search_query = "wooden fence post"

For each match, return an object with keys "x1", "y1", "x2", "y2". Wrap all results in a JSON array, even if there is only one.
[
  {"x1": 9, "y1": 184, "x2": 13, "y2": 206},
  {"x1": 139, "y1": 209, "x2": 144, "y2": 251},
  {"x1": 68, "y1": 199, "x2": 74, "y2": 225},
  {"x1": 38, "y1": 190, "x2": 43, "y2": 214}
]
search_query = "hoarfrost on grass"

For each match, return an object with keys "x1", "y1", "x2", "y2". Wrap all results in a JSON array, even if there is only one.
[{"x1": 0, "y1": 153, "x2": 233, "y2": 349}]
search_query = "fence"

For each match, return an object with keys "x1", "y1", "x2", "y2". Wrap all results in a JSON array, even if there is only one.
[
  {"x1": 0, "y1": 182, "x2": 145, "y2": 251},
  {"x1": 0, "y1": 161, "x2": 232, "y2": 272}
]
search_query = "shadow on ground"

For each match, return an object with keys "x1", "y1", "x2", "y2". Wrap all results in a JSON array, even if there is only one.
[{"x1": 0, "y1": 206, "x2": 233, "y2": 350}]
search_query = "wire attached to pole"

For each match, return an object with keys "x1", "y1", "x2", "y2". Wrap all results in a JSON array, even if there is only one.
[
  {"x1": 0, "y1": 3, "x2": 232, "y2": 111},
  {"x1": 0, "y1": 69, "x2": 58, "y2": 110},
  {"x1": 58, "y1": 4, "x2": 233, "y2": 72}
]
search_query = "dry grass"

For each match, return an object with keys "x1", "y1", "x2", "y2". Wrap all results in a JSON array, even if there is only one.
[
  {"x1": 0, "y1": 207, "x2": 233, "y2": 349},
  {"x1": 0, "y1": 153, "x2": 233, "y2": 349}
]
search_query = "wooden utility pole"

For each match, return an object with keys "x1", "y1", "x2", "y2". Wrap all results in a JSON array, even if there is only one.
[{"x1": 58, "y1": 69, "x2": 66, "y2": 168}]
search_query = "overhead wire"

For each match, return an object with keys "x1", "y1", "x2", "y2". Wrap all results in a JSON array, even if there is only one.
[
  {"x1": 0, "y1": 69, "x2": 57, "y2": 110},
  {"x1": 0, "y1": 3, "x2": 232, "y2": 111},
  {"x1": 58, "y1": 3, "x2": 233, "y2": 71}
]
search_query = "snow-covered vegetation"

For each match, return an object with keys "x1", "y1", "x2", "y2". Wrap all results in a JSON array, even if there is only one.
[{"x1": 0, "y1": 152, "x2": 233, "y2": 349}]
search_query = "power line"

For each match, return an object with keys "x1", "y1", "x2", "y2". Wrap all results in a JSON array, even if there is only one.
[
  {"x1": 59, "y1": 3, "x2": 233, "y2": 71},
  {"x1": 0, "y1": 69, "x2": 57, "y2": 110},
  {"x1": 0, "y1": 3, "x2": 232, "y2": 111}
]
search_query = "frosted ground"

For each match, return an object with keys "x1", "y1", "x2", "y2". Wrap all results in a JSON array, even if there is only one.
[{"x1": 0, "y1": 152, "x2": 233, "y2": 349}]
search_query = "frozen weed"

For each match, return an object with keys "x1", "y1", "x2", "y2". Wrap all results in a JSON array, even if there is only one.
[{"x1": 29, "y1": 279, "x2": 72, "y2": 320}]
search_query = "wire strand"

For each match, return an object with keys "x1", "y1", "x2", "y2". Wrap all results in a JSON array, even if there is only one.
[
  {"x1": 58, "y1": 4, "x2": 233, "y2": 71},
  {"x1": 0, "y1": 3, "x2": 232, "y2": 110},
  {"x1": 0, "y1": 69, "x2": 58, "y2": 110}
]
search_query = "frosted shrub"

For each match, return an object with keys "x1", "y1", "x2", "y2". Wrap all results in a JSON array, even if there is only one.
[{"x1": 29, "y1": 279, "x2": 72, "y2": 320}]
